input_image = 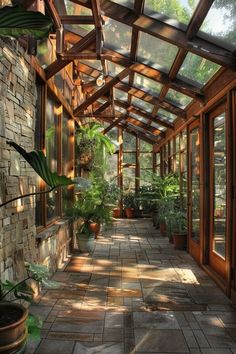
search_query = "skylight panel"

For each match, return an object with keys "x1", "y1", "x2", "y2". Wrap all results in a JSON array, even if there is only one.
[
  {"x1": 178, "y1": 53, "x2": 221, "y2": 87},
  {"x1": 144, "y1": 0, "x2": 200, "y2": 26},
  {"x1": 114, "y1": 89, "x2": 129, "y2": 103},
  {"x1": 165, "y1": 89, "x2": 192, "y2": 109},
  {"x1": 157, "y1": 108, "x2": 177, "y2": 122},
  {"x1": 110, "y1": 0, "x2": 134, "y2": 9},
  {"x1": 137, "y1": 32, "x2": 178, "y2": 73},
  {"x1": 131, "y1": 96, "x2": 153, "y2": 113},
  {"x1": 133, "y1": 73, "x2": 163, "y2": 96},
  {"x1": 107, "y1": 62, "x2": 129, "y2": 84},
  {"x1": 103, "y1": 18, "x2": 132, "y2": 56}
]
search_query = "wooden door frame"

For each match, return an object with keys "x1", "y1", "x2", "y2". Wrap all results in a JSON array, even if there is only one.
[{"x1": 188, "y1": 119, "x2": 201, "y2": 263}]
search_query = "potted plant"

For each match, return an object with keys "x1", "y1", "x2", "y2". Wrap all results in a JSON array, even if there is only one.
[
  {"x1": 0, "y1": 262, "x2": 58, "y2": 353},
  {"x1": 123, "y1": 191, "x2": 137, "y2": 219},
  {"x1": 76, "y1": 123, "x2": 115, "y2": 171},
  {"x1": 76, "y1": 222, "x2": 95, "y2": 253},
  {"x1": 168, "y1": 209, "x2": 187, "y2": 250}
]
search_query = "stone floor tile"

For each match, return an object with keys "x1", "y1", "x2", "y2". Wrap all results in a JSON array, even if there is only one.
[
  {"x1": 35, "y1": 339, "x2": 75, "y2": 354},
  {"x1": 133, "y1": 311, "x2": 180, "y2": 329},
  {"x1": 134, "y1": 329, "x2": 189, "y2": 352}
]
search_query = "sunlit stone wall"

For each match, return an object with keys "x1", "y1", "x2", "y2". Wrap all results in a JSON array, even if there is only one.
[{"x1": 0, "y1": 38, "x2": 38, "y2": 281}]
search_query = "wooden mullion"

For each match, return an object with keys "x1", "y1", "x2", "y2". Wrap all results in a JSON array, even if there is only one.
[
  {"x1": 94, "y1": 101, "x2": 111, "y2": 114},
  {"x1": 103, "y1": 116, "x2": 127, "y2": 134},
  {"x1": 60, "y1": 15, "x2": 95, "y2": 24},
  {"x1": 187, "y1": 0, "x2": 215, "y2": 40}
]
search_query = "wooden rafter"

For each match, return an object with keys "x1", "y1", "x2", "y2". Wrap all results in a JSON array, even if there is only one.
[
  {"x1": 74, "y1": 68, "x2": 130, "y2": 115},
  {"x1": 45, "y1": 30, "x2": 96, "y2": 79},
  {"x1": 60, "y1": 15, "x2": 95, "y2": 24},
  {"x1": 187, "y1": 0, "x2": 215, "y2": 40},
  {"x1": 103, "y1": 116, "x2": 126, "y2": 134}
]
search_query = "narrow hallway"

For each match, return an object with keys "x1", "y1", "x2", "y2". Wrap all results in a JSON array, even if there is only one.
[{"x1": 30, "y1": 219, "x2": 236, "y2": 354}]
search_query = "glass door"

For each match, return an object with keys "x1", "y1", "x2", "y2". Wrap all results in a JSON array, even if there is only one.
[
  {"x1": 189, "y1": 121, "x2": 201, "y2": 262},
  {"x1": 209, "y1": 107, "x2": 227, "y2": 279}
]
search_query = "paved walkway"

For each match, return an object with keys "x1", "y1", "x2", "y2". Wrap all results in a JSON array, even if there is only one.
[{"x1": 29, "y1": 219, "x2": 236, "y2": 354}]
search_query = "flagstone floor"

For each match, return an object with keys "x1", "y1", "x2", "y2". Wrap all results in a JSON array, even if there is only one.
[{"x1": 28, "y1": 219, "x2": 236, "y2": 354}]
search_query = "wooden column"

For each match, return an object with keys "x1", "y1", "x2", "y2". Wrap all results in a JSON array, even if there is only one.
[{"x1": 136, "y1": 137, "x2": 140, "y2": 192}]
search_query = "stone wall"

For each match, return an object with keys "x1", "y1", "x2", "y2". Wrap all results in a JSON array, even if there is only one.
[{"x1": 0, "y1": 38, "x2": 71, "y2": 281}]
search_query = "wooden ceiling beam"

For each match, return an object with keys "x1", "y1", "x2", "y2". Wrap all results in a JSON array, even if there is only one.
[
  {"x1": 103, "y1": 115, "x2": 126, "y2": 134},
  {"x1": 45, "y1": 29, "x2": 96, "y2": 79},
  {"x1": 94, "y1": 101, "x2": 111, "y2": 114},
  {"x1": 74, "y1": 68, "x2": 130, "y2": 115}
]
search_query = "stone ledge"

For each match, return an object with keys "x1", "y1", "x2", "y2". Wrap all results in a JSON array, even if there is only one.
[{"x1": 36, "y1": 217, "x2": 71, "y2": 242}]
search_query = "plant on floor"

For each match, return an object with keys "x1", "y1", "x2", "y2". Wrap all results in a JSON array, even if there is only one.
[
  {"x1": 76, "y1": 123, "x2": 115, "y2": 171},
  {"x1": 0, "y1": 262, "x2": 59, "y2": 353},
  {"x1": 123, "y1": 191, "x2": 138, "y2": 218}
]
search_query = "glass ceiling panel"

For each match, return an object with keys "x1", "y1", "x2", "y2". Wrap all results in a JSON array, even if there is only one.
[
  {"x1": 157, "y1": 108, "x2": 177, "y2": 122},
  {"x1": 56, "y1": 2, "x2": 94, "y2": 31},
  {"x1": 114, "y1": 89, "x2": 129, "y2": 103},
  {"x1": 107, "y1": 62, "x2": 129, "y2": 84},
  {"x1": 133, "y1": 73, "x2": 163, "y2": 96},
  {"x1": 129, "y1": 112, "x2": 148, "y2": 123},
  {"x1": 137, "y1": 32, "x2": 178, "y2": 73},
  {"x1": 79, "y1": 60, "x2": 103, "y2": 71},
  {"x1": 132, "y1": 96, "x2": 153, "y2": 113},
  {"x1": 103, "y1": 18, "x2": 132, "y2": 56},
  {"x1": 199, "y1": 1, "x2": 236, "y2": 48},
  {"x1": 178, "y1": 53, "x2": 221, "y2": 87},
  {"x1": 165, "y1": 89, "x2": 192, "y2": 109},
  {"x1": 144, "y1": 0, "x2": 200, "y2": 26},
  {"x1": 151, "y1": 121, "x2": 166, "y2": 131},
  {"x1": 110, "y1": 0, "x2": 134, "y2": 9},
  {"x1": 115, "y1": 106, "x2": 127, "y2": 114}
]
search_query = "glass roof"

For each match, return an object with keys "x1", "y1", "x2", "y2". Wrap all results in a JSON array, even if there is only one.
[
  {"x1": 131, "y1": 96, "x2": 154, "y2": 113},
  {"x1": 129, "y1": 112, "x2": 148, "y2": 123},
  {"x1": 103, "y1": 18, "x2": 132, "y2": 56},
  {"x1": 151, "y1": 121, "x2": 167, "y2": 131},
  {"x1": 115, "y1": 106, "x2": 127, "y2": 114},
  {"x1": 178, "y1": 53, "x2": 221, "y2": 87},
  {"x1": 110, "y1": 0, "x2": 134, "y2": 9},
  {"x1": 137, "y1": 32, "x2": 179, "y2": 73},
  {"x1": 114, "y1": 88, "x2": 129, "y2": 103},
  {"x1": 144, "y1": 0, "x2": 200, "y2": 26},
  {"x1": 133, "y1": 73, "x2": 163, "y2": 96},
  {"x1": 107, "y1": 62, "x2": 129, "y2": 84},
  {"x1": 165, "y1": 89, "x2": 192, "y2": 109},
  {"x1": 79, "y1": 60, "x2": 103, "y2": 71},
  {"x1": 157, "y1": 108, "x2": 177, "y2": 122},
  {"x1": 199, "y1": 1, "x2": 236, "y2": 49}
]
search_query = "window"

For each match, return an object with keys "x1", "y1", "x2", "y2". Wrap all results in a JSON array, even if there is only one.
[{"x1": 140, "y1": 140, "x2": 153, "y2": 187}]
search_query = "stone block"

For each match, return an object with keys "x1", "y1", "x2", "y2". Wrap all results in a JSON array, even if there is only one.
[{"x1": 10, "y1": 151, "x2": 21, "y2": 176}]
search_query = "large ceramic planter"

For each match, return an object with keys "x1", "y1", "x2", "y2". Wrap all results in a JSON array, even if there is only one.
[
  {"x1": 125, "y1": 208, "x2": 135, "y2": 219},
  {"x1": 76, "y1": 232, "x2": 95, "y2": 253},
  {"x1": 159, "y1": 221, "x2": 167, "y2": 236},
  {"x1": 172, "y1": 232, "x2": 187, "y2": 250},
  {"x1": 88, "y1": 222, "x2": 101, "y2": 239},
  {"x1": 0, "y1": 303, "x2": 28, "y2": 354}
]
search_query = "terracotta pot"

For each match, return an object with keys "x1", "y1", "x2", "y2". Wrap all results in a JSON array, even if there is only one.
[
  {"x1": 0, "y1": 303, "x2": 28, "y2": 354},
  {"x1": 159, "y1": 221, "x2": 167, "y2": 236},
  {"x1": 125, "y1": 208, "x2": 135, "y2": 219},
  {"x1": 113, "y1": 208, "x2": 121, "y2": 218},
  {"x1": 172, "y1": 232, "x2": 187, "y2": 250},
  {"x1": 88, "y1": 222, "x2": 101, "y2": 239}
]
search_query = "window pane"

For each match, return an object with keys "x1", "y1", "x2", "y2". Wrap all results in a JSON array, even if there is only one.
[
  {"x1": 166, "y1": 88, "x2": 192, "y2": 108},
  {"x1": 104, "y1": 19, "x2": 132, "y2": 56},
  {"x1": 200, "y1": 1, "x2": 236, "y2": 49},
  {"x1": 123, "y1": 152, "x2": 136, "y2": 164},
  {"x1": 178, "y1": 53, "x2": 220, "y2": 87},
  {"x1": 111, "y1": 0, "x2": 134, "y2": 8},
  {"x1": 144, "y1": 0, "x2": 200, "y2": 26},
  {"x1": 37, "y1": 39, "x2": 53, "y2": 68},
  {"x1": 158, "y1": 108, "x2": 177, "y2": 122},
  {"x1": 123, "y1": 168, "x2": 135, "y2": 190},
  {"x1": 123, "y1": 131, "x2": 136, "y2": 151},
  {"x1": 151, "y1": 121, "x2": 166, "y2": 131},
  {"x1": 213, "y1": 113, "x2": 226, "y2": 258},
  {"x1": 105, "y1": 154, "x2": 118, "y2": 181},
  {"x1": 133, "y1": 73, "x2": 162, "y2": 96},
  {"x1": 140, "y1": 140, "x2": 153, "y2": 152},
  {"x1": 132, "y1": 96, "x2": 153, "y2": 113},
  {"x1": 80, "y1": 59, "x2": 103, "y2": 70},
  {"x1": 114, "y1": 88, "x2": 129, "y2": 103},
  {"x1": 140, "y1": 153, "x2": 153, "y2": 169},
  {"x1": 137, "y1": 32, "x2": 178, "y2": 73},
  {"x1": 129, "y1": 112, "x2": 148, "y2": 124},
  {"x1": 46, "y1": 95, "x2": 59, "y2": 221},
  {"x1": 140, "y1": 169, "x2": 153, "y2": 186},
  {"x1": 107, "y1": 61, "x2": 129, "y2": 84}
]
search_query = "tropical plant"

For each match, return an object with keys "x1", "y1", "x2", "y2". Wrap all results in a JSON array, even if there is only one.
[
  {"x1": 123, "y1": 191, "x2": 137, "y2": 209},
  {"x1": 0, "y1": 141, "x2": 90, "y2": 208},
  {"x1": 0, "y1": 5, "x2": 53, "y2": 39},
  {"x1": 0, "y1": 262, "x2": 59, "y2": 342}
]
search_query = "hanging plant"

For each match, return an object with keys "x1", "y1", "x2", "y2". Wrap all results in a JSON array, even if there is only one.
[{"x1": 76, "y1": 123, "x2": 115, "y2": 171}]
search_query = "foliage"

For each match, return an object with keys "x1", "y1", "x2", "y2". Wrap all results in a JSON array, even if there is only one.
[
  {"x1": 0, "y1": 5, "x2": 53, "y2": 39},
  {"x1": 123, "y1": 191, "x2": 137, "y2": 209},
  {"x1": 76, "y1": 123, "x2": 115, "y2": 171},
  {"x1": 0, "y1": 262, "x2": 59, "y2": 342}
]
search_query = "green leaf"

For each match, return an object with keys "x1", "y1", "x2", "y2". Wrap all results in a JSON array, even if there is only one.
[
  {"x1": 0, "y1": 5, "x2": 53, "y2": 39},
  {"x1": 27, "y1": 314, "x2": 43, "y2": 342},
  {"x1": 7, "y1": 142, "x2": 74, "y2": 188}
]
